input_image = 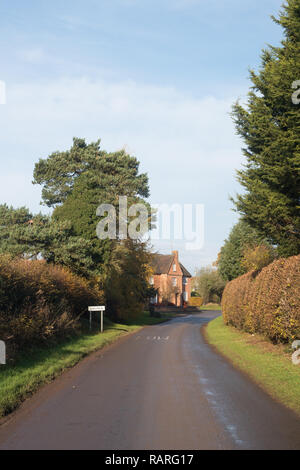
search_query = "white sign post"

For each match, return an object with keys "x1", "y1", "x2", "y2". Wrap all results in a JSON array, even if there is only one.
[
  {"x1": 0, "y1": 340, "x2": 6, "y2": 365},
  {"x1": 88, "y1": 306, "x2": 105, "y2": 333}
]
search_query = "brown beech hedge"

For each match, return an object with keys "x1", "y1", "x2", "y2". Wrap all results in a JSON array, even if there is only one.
[
  {"x1": 221, "y1": 255, "x2": 300, "y2": 343},
  {"x1": 0, "y1": 255, "x2": 103, "y2": 357}
]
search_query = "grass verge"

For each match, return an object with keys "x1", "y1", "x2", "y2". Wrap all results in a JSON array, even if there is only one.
[
  {"x1": 200, "y1": 304, "x2": 222, "y2": 311},
  {"x1": 205, "y1": 316, "x2": 300, "y2": 416},
  {"x1": 0, "y1": 311, "x2": 169, "y2": 418}
]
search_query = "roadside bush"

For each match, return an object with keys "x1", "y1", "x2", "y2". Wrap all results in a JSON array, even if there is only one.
[
  {"x1": 193, "y1": 266, "x2": 226, "y2": 304},
  {"x1": 0, "y1": 255, "x2": 103, "y2": 357},
  {"x1": 189, "y1": 297, "x2": 203, "y2": 307},
  {"x1": 241, "y1": 244, "x2": 276, "y2": 272},
  {"x1": 222, "y1": 255, "x2": 300, "y2": 343}
]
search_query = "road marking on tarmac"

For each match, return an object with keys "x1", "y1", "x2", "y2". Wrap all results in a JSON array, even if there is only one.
[{"x1": 135, "y1": 335, "x2": 170, "y2": 342}]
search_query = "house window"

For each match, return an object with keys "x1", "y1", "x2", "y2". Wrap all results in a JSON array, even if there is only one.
[
  {"x1": 183, "y1": 277, "x2": 187, "y2": 285},
  {"x1": 150, "y1": 294, "x2": 158, "y2": 304},
  {"x1": 172, "y1": 277, "x2": 177, "y2": 286},
  {"x1": 173, "y1": 264, "x2": 176, "y2": 272},
  {"x1": 149, "y1": 276, "x2": 154, "y2": 285},
  {"x1": 183, "y1": 291, "x2": 188, "y2": 302}
]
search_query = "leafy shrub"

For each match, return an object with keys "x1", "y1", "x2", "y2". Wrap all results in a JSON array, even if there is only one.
[
  {"x1": 0, "y1": 255, "x2": 103, "y2": 357},
  {"x1": 193, "y1": 266, "x2": 226, "y2": 304},
  {"x1": 217, "y1": 220, "x2": 273, "y2": 281},
  {"x1": 191, "y1": 291, "x2": 201, "y2": 297},
  {"x1": 104, "y1": 240, "x2": 152, "y2": 321},
  {"x1": 222, "y1": 255, "x2": 300, "y2": 343},
  {"x1": 241, "y1": 244, "x2": 276, "y2": 272},
  {"x1": 189, "y1": 297, "x2": 203, "y2": 307}
]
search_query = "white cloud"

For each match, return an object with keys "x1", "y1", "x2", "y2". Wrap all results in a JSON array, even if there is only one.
[
  {"x1": 1, "y1": 76, "x2": 241, "y2": 159},
  {"x1": 0, "y1": 76, "x2": 244, "y2": 269}
]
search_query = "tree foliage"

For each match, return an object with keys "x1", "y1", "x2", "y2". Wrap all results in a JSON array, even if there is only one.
[
  {"x1": 1, "y1": 138, "x2": 154, "y2": 319},
  {"x1": 34, "y1": 138, "x2": 151, "y2": 275},
  {"x1": 103, "y1": 239, "x2": 153, "y2": 321},
  {"x1": 32, "y1": 137, "x2": 152, "y2": 319},
  {"x1": 0, "y1": 204, "x2": 95, "y2": 278},
  {"x1": 231, "y1": 0, "x2": 300, "y2": 256},
  {"x1": 217, "y1": 220, "x2": 275, "y2": 281},
  {"x1": 192, "y1": 266, "x2": 226, "y2": 304},
  {"x1": 241, "y1": 244, "x2": 277, "y2": 272},
  {"x1": 33, "y1": 137, "x2": 149, "y2": 208}
]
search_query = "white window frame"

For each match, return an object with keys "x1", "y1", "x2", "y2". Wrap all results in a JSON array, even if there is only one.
[
  {"x1": 150, "y1": 294, "x2": 158, "y2": 304},
  {"x1": 172, "y1": 277, "x2": 177, "y2": 287},
  {"x1": 173, "y1": 263, "x2": 176, "y2": 272}
]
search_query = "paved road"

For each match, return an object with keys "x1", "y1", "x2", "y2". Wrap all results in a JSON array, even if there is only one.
[{"x1": 1, "y1": 312, "x2": 300, "y2": 450}]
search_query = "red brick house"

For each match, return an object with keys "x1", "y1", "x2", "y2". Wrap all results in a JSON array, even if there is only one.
[{"x1": 150, "y1": 251, "x2": 192, "y2": 307}]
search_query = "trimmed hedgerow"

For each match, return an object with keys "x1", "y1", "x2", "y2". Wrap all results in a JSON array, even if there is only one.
[
  {"x1": 222, "y1": 255, "x2": 300, "y2": 343},
  {"x1": 0, "y1": 255, "x2": 103, "y2": 358}
]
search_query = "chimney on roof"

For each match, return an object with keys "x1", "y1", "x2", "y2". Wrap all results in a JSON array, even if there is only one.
[{"x1": 172, "y1": 250, "x2": 178, "y2": 261}]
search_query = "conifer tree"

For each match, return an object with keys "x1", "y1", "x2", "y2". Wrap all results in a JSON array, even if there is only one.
[
  {"x1": 218, "y1": 220, "x2": 274, "y2": 281},
  {"x1": 232, "y1": 0, "x2": 300, "y2": 256}
]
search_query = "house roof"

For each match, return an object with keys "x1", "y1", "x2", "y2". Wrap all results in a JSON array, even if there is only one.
[
  {"x1": 151, "y1": 254, "x2": 192, "y2": 277},
  {"x1": 179, "y1": 263, "x2": 192, "y2": 278},
  {"x1": 151, "y1": 254, "x2": 173, "y2": 274}
]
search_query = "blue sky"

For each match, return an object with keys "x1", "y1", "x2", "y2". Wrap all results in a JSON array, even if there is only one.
[{"x1": 0, "y1": 0, "x2": 284, "y2": 272}]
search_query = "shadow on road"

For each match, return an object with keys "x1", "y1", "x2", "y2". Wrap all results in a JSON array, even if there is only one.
[{"x1": 155, "y1": 310, "x2": 221, "y2": 327}]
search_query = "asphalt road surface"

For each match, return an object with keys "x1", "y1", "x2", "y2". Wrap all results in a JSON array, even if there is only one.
[{"x1": 1, "y1": 311, "x2": 300, "y2": 450}]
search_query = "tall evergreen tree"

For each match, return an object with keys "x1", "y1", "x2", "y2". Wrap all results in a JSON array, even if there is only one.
[
  {"x1": 217, "y1": 220, "x2": 274, "y2": 281},
  {"x1": 232, "y1": 0, "x2": 300, "y2": 256}
]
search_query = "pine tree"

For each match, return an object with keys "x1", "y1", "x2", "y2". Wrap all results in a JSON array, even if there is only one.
[
  {"x1": 33, "y1": 138, "x2": 153, "y2": 319},
  {"x1": 232, "y1": 0, "x2": 300, "y2": 256},
  {"x1": 33, "y1": 137, "x2": 151, "y2": 274}
]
